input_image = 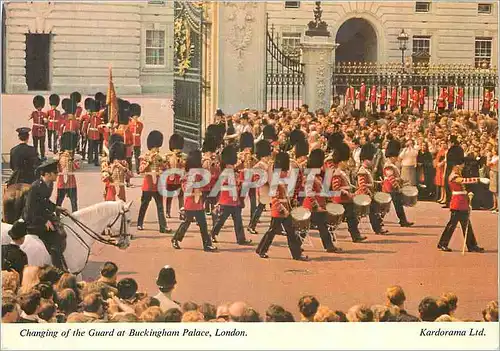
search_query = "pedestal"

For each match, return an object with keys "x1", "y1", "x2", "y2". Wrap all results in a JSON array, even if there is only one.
[{"x1": 300, "y1": 35, "x2": 335, "y2": 112}]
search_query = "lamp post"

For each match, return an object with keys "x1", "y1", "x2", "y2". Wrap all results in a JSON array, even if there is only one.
[{"x1": 397, "y1": 29, "x2": 409, "y2": 70}]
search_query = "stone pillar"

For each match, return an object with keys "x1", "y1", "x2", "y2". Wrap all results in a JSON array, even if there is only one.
[
  {"x1": 216, "y1": 2, "x2": 266, "y2": 114},
  {"x1": 300, "y1": 35, "x2": 335, "y2": 112}
]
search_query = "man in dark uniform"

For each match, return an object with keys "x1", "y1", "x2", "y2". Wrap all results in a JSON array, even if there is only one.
[
  {"x1": 22, "y1": 159, "x2": 68, "y2": 270},
  {"x1": 1, "y1": 219, "x2": 29, "y2": 281},
  {"x1": 7, "y1": 127, "x2": 40, "y2": 186}
]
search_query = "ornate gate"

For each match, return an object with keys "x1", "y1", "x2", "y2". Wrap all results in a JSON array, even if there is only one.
[{"x1": 173, "y1": 1, "x2": 205, "y2": 150}]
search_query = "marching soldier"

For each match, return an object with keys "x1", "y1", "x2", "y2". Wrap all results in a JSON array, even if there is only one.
[
  {"x1": 171, "y1": 150, "x2": 217, "y2": 252},
  {"x1": 101, "y1": 140, "x2": 132, "y2": 202},
  {"x1": 290, "y1": 137, "x2": 309, "y2": 205},
  {"x1": 382, "y1": 139, "x2": 414, "y2": 227},
  {"x1": 201, "y1": 129, "x2": 221, "y2": 221},
  {"x1": 237, "y1": 131, "x2": 258, "y2": 216},
  {"x1": 210, "y1": 145, "x2": 252, "y2": 245},
  {"x1": 85, "y1": 99, "x2": 102, "y2": 166},
  {"x1": 59, "y1": 98, "x2": 80, "y2": 140},
  {"x1": 7, "y1": 127, "x2": 40, "y2": 186},
  {"x1": 356, "y1": 143, "x2": 388, "y2": 235},
  {"x1": 370, "y1": 85, "x2": 377, "y2": 113},
  {"x1": 129, "y1": 103, "x2": 144, "y2": 174},
  {"x1": 448, "y1": 86, "x2": 455, "y2": 111},
  {"x1": 358, "y1": 82, "x2": 367, "y2": 113},
  {"x1": 55, "y1": 132, "x2": 81, "y2": 213},
  {"x1": 247, "y1": 140, "x2": 273, "y2": 234},
  {"x1": 389, "y1": 86, "x2": 398, "y2": 112},
  {"x1": 255, "y1": 151, "x2": 307, "y2": 261},
  {"x1": 303, "y1": 149, "x2": 342, "y2": 253},
  {"x1": 437, "y1": 156, "x2": 484, "y2": 253},
  {"x1": 29, "y1": 95, "x2": 47, "y2": 160},
  {"x1": 70, "y1": 91, "x2": 83, "y2": 118},
  {"x1": 46, "y1": 94, "x2": 61, "y2": 153},
  {"x1": 165, "y1": 134, "x2": 187, "y2": 219},
  {"x1": 137, "y1": 130, "x2": 169, "y2": 234},
  {"x1": 379, "y1": 86, "x2": 387, "y2": 112}
]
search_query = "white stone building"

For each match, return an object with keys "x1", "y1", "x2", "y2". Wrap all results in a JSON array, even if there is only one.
[{"x1": 2, "y1": 1, "x2": 173, "y2": 94}]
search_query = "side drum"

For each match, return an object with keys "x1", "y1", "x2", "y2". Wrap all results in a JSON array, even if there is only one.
[
  {"x1": 325, "y1": 203, "x2": 344, "y2": 227},
  {"x1": 401, "y1": 186, "x2": 418, "y2": 207},
  {"x1": 373, "y1": 192, "x2": 392, "y2": 215},
  {"x1": 353, "y1": 194, "x2": 371, "y2": 218},
  {"x1": 290, "y1": 207, "x2": 311, "y2": 232}
]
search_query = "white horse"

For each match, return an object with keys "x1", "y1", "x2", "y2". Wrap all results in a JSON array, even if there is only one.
[{"x1": 1, "y1": 201, "x2": 132, "y2": 274}]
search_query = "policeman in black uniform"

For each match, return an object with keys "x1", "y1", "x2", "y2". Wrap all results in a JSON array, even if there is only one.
[
  {"x1": 7, "y1": 127, "x2": 40, "y2": 186},
  {"x1": 1, "y1": 219, "x2": 29, "y2": 281},
  {"x1": 22, "y1": 159, "x2": 68, "y2": 270}
]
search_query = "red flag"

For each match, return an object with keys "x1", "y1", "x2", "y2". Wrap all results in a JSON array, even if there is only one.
[{"x1": 107, "y1": 66, "x2": 118, "y2": 124}]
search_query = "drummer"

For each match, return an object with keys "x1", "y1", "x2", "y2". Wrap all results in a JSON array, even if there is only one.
[
  {"x1": 302, "y1": 149, "x2": 342, "y2": 253},
  {"x1": 382, "y1": 139, "x2": 414, "y2": 227},
  {"x1": 356, "y1": 143, "x2": 389, "y2": 235}
]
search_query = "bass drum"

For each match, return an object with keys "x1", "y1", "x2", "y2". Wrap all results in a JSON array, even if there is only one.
[
  {"x1": 325, "y1": 203, "x2": 344, "y2": 227},
  {"x1": 401, "y1": 186, "x2": 418, "y2": 207},
  {"x1": 353, "y1": 194, "x2": 371, "y2": 218},
  {"x1": 373, "y1": 192, "x2": 392, "y2": 215},
  {"x1": 290, "y1": 207, "x2": 311, "y2": 232}
]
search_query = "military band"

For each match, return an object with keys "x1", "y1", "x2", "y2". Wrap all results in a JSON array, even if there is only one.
[{"x1": 55, "y1": 132, "x2": 81, "y2": 213}]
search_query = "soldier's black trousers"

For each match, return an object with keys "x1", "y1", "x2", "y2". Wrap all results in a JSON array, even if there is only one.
[
  {"x1": 371, "y1": 102, "x2": 377, "y2": 112},
  {"x1": 369, "y1": 202, "x2": 383, "y2": 233},
  {"x1": 256, "y1": 216, "x2": 302, "y2": 259},
  {"x1": 137, "y1": 191, "x2": 167, "y2": 230},
  {"x1": 210, "y1": 205, "x2": 247, "y2": 243},
  {"x1": 165, "y1": 186, "x2": 184, "y2": 217},
  {"x1": 80, "y1": 137, "x2": 88, "y2": 159},
  {"x1": 311, "y1": 211, "x2": 335, "y2": 249},
  {"x1": 56, "y1": 188, "x2": 78, "y2": 213},
  {"x1": 341, "y1": 203, "x2": 362, "y2": 241},
  {"x1": 360, "y1": 101, "x2": 366, "y2": 112},
  {"x1": 202, "y1": 191, "x2": 218, "y2": 226},
  {"x1": 87, "y1": 139, "x2": 100, "y2": 165},
  {"x1": 438, "y1": 210, "x2": 478, "y2": 250},
  {"x1": 133, "y1": 146, "x2": 141, "y2": 173},
  {"x1": 390, "y1": 191, "x2": 409, "y2": 224},
  {"x1": 248, "y1": 203, "x2": 266, "y2": 230},
  {"x1": 48, "y1": 130, "x2": 58, "y2": 152},
  {"x1": 173, "y1": 210, "x2": 213, "y2": 249},
  {"x1": 33, "y1": 135, "x2": 46, "y2": 158}
]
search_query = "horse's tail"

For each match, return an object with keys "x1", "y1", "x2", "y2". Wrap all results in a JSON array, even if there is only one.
[{"x1": 2, "y1": 183, "x2": 31, "y2": 224}]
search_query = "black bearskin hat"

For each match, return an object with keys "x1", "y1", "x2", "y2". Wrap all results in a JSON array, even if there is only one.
[
  {"x1": 239, "y1": 132, "x2": 254, "y2": 151},
  {"x1": 327, "y1": 132, "x2": 344, "y2": 151},
  {"x1": 169, "y1": 133, "x2": 184, "y2": 151},
  {"x1": 186, "y1": 150, "x2": 202, "y2": 171},
  {"x1": 130, "y1": 103, "x2": 141, "y2": 117},
  {"x1": 61, "y1": 98, "x2": 77, "y2": 115},
  {"x1": 307, "y1": 148, "x2": 325, "y2": 169},
  {"x1": 60, "y1": 132, "x2": 78, "y2": 151},
  {"x1": 147, "y1": 130, "x2": 163, "y2": 150},
  {"x1": 221, "y1": 145, "x2": 237, "y2": 166},
  {"x1": 206, "y1": 124, "x2": 224, "y2": 148},
  {"x1": 295, "y1": 138, "x2": 309, "y2": 158},
  {"x1": 255, "y1": 140, "x2": 272, "y2": 159},
  {"x1": 332, "y1": 142, "x2": 351, "y2": 163},
  {"x1": 70, "y1": 91, "x2": 81, "y2": 104},
  {"x1": 109, "y1": 133, "x2": 124, "y2": 147},
  {"x1": 202, "y1": 134, "x2": 217, "y2": 153},
  {"x1": 360, "y1": 143, "x2": 377, "y2": 162},
  {"x1": 118, "y1": 99, "x2": 131, "y2": 125},
  {"x1": 289, "y1": 128, "x2": 306, "y2": 147},
  {"x1": 448, "y1": 146, "x2": 465, "y2": 167},
  {"x1": 84, "y1": 98, "x2": 96, "y2": 112},
  {"x1": 385, "y1": 140, "x2": 401, "y2": 158},
  {"x1": 274, "y1": 151, "x2": 290, "y2": 172},
  {"x1": 109, "y1": 141, "x2": 126, "y2": 162},
  {"x1": 49, "y1": 94, "x2": 60, "y2": 107},
  {"x1": 263, "y1": 124, "x2": 277, "y2": 141},
  {"x1": 33, "y1": 95, "x2": 45, "y2": 109},
  {"x1": 94, "y1": 92, "x2": 105, "y2": 105}
]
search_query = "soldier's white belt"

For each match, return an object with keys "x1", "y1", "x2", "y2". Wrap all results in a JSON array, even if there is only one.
[
  {"x1": 133, "y1": 133, "x2": 140, "y2": 136},
  {"x1": 89, "y1": 128, "x2": 99, "y2": 131},
  {"x1": 49, "y1": 119, "x2": 57, "y2": 122},
  {"x1": 33, "y1": 123, "x2": 45, "y2": 127},
  {"x1": 452, "y1": 191, "x2": 467, "y2": 195}
]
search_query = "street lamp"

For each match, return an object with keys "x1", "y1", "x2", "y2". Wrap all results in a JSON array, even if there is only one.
[{"x1": 397, "y1": 29, "x2": 409, "y2": 68}]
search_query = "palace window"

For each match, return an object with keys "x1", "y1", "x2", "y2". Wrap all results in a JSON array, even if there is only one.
[
  {"x1": 412, "y1": 36, "x2": 431, "y2": 56},
  {"x1": 475, "y1": 37, "x2": 492, "y2": 67},
  {"x1": 415, "y1": 2, "x2": 430, "y2": 12},
  {"x1": 284, "y1": 1, "x2": 300, "y2": 9},
  {"x1": 145, "y1": 30, "x2": 166, "y2": 66},
  {"x1": 281, "y1": 31, "x2": 301, "y2": 57},
  {"x1": 478, "y1": 3, "x2": 492, "y2": 14}
]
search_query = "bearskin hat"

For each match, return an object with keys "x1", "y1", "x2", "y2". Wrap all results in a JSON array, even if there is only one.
[
  {"x1": 332, "y1": 142, "x2": 351, "y2": 163},
  {"x1": 60, "y1": 132, "x2": 78, "y2": 152},
  {"x1": 295, "y1": 138, "x2": 309, "y2": 158},
  {"x1": 202, "y1": 134, "x2": 217, "y2": 153},
  {"x1": 70, "y1": 91, "x2": 81, "y2": 104},
  {"x1": 84, "y1": 98, "x2": 96, "y2": 112},
  {"x1": 169, "y1": 133, "x2": 184, "y2": 151},
  {"x1": 221, "y1": 145, "x2": 237, "y2": 166},
  {"x1": 385, "y1": 140, "x2": 401, "y2": 158},
  {"x1": 255, "y1": 140, "x2": 272, "y2": 159},
  {"x1": 118, "y1": 99, "x2": 131, "y2": 125},
  {"x1": 186, "y1": 150, "x2": 202, "y2": 171},
  {"x1": 307, "y1": 148, "x2": 325, "y2": 169},
  {"x1": 49, "y1": 94, "x2": 60, "y2": 107},
  {"x1": 147, "y1": 130, "x2": 163, "y2": 150},
  {"x1": 109, "y1": 141, "x2": 126, "y2": 162},
  {"x1": 289, "y1": 128, "x2": 306, "y2": 147},
  {"x1": 263, "y1": 124, "x2": 277, "y2": 141},
  {"x1": 94, "y1": 92, "x2": 105, "y2": 106},
  {"x1": 33, "y1": 95, "x2": 45, "y2": 109},
  {"x1": 448, "y1": 146, "x2": 465, "y2": 167},
  {"x1": 61, "y1": 98, "x2": 77, "y2": 115},
  {"x1": 206, "y1": 124, "x2": 224, "y2": 147},
  {"x1": 274, "y1": 151, "x2": 290, "y2": 172},
  {"x1": 327, "y1": 132, "x2": 345, "y2": 151},
  {"x1": 239, "y1": 132, "x2": 254, "y2": 151},
  {"x1": 360, "y1": 142, "x2": 377, "y2": 162},
  {"x1": 109, "y1": 133, "x2": 124, "y2": 147},
  {"x1": 130, "y1": 103, "x2": 141, "y2": 117}
]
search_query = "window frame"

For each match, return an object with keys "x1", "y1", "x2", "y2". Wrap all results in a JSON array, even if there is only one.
[
  {"x1": 281, "y1": 31, "x2": 301, "y2": 56},
  {"x1": 474, "y1": 37, "x2": 492, "y2": 67},
  {"x1": 478, "y1": 3, "x2": 492, "y2": 14},
  {"x1": 415, "y1": 1, "x2": 431, "y2": 13},
  {"x1": 412, "y1": 35, "x2": 431, "y2": 57},
  {"x1": 284, "y1": 1, "x2": 300, "y2": 9},
  {"x1": 144, "y1": 28, "x2": 167, "y2": 69}
]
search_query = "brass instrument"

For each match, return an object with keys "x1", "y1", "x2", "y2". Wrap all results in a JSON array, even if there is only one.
[
  {"x1": 110, "y1": 160, "x2": 128, "y2": 186},
  {"x1": 143, "y1": 149, "x2": 165, "y2": 185}
]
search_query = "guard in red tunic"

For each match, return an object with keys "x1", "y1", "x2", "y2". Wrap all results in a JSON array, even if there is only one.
[
  {"x1": 400, "y1": 87, "x2": 408, "y2": 111},
  {"x1": 136, "y1": 130, "x2": 169, "y2": 234},
  {"x1": 481, "y1": 88, "x2": 492, "y2": 115},
  {"x1": 70, "y1": 91, "x2": 82, "y2": 119},
  {"x1": 379, "y1": 86, "x2": 387, "y2": 111},
  {"x1": 29, "y1": 95, "x2": 47, "y2": 160},
  {"x1": 456, "y1": 87, "x2": 464, "y2": 110},
  {"x1": 55, "y1": 131, "x2": 81, "y2": 212},
  {"x1": 331, "y1": 142, "x2": 366, "y2": 243},
  {"x1": 129, "y1": 103, "x2": 144, "y2": 174},
  {"x1": 255, "y1": 152, "x2": 306, "y2": 261},
  {"x1": 370, "y1": 85, "x2": 377, "y2": 112},
  {"x1": 447, "y1": 86, "x2": 455, "y2": 111},
  {"x1": 46, "y1": 94, "x2": 61, "y2": 153},
  {"x1": 171, "y1": 150, "x2": 217, "y2": 252},
  {"x1": 164, "y1": 134, "x2": 187, "y2": 219},
  {"x1": 79, "y1": 98, "x2": 94, "y2": 161},
  {"x1": 419, "y1": 88, "x2": 426, "y2": 112},
  {"x1": 201, "y1": 127, "x2": 221, "y2": 221},
  {"x1": 437, "y1": 156, "x2": 484, "y2": 253},
  {"x1": 85, "y1": 99, "x2": 102, "y2": 166},
  {"x1": 101, "y1": 140, "x2": 132, "y2": 202},
  {"x1": 345, "y1": 85, "x2": 355, "y2": 107},
  {"x1": 358, "y1": 82, "x2": 367, "y2": 112},
  {"x1": 302, "y1": 149, "x2": 341, "y2": 253},
  {"x1": 59, "y1": 98, "x2": 80, "y2": 136},
  {"x1": 436, "y1": 88, "x2": 446, "y2": 114},
  {"x1": 389, "y1": 87, "x2": 397, "y2": 112},
  {"x1": 94, "y1": 92, "x2": 107, "y2": 155}
]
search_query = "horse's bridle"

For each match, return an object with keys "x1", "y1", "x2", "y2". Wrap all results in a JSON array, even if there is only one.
[{"x1": 106, "y1": 208, "x2": 132, "y2": 247}]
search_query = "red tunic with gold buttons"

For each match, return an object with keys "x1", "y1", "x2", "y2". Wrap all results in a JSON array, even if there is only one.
[
  {"x1": 302, "y1": 174, "x2": 326, "y2": 212},
  {"x1": 129, "y1": 119, "x2": 143, "y2": 147},
  {"x1": 56, "y1": 151, "x2": 80, "y2": 189},
  {"x1": 60, "y1": 117, "x2": 80, "y2": 135},
  {"x1": 331, "y1": 167, "x2": 353, "y2": 204},
  {"x1": 456, "y1": 88, "x2": 464, "y2": 108},
  {"x1": 87, "y1": 113, "x2": 103, "y2": 141},
  {"x1": 75, "y1": 105, "x2": 83, "y2": 119},
  {"x1": 379, "y1": 87, "x2": 387, "y2": 105},
  {"x1": 30, "y1": 110, "x2": 47, "y2": 137},
  {"x1": 270, "y1": 172, "x2": 291, "y2": 218},
  {"x1": 389, "y1": 88, "x2": 397, "y2": 108},
  {"x1": 359, "y1": 84, "x2": 367, "y2": 102},
  {"x1": 182, "y1": 174, "x2": 204, "y2": 211},
  {"x1": 370, "y1": 85, "x2": 377, "y2": 103},
  {"x1": 382, "y1": 160, "x2": 400, "y2": 193},
  {"x1": 449, "y1": 172, "x2": 478, "y2": 211},
  {"x1": 139, "y1": 149, "x2": 165, "y2": 192},
  {"x1": 46, "y1": 108, "x2": 61, "y2": 131},
  {"x1": 400, "y1": 88, "x2": 408, "y2": 108},
  {"x1": 356, "y1": 165, "x2": 374, "y2": 197},
  {"x1": 218, "y1": 169, "x2": 244, "y2": 207}
]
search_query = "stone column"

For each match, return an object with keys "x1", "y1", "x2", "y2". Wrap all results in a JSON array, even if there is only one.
[
  {"x1": 216, "y1": 2, "x2": 266, "y2": 114},
  {"x1": 300, "y1": 35, "x2": 335, "y2": 112}
]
